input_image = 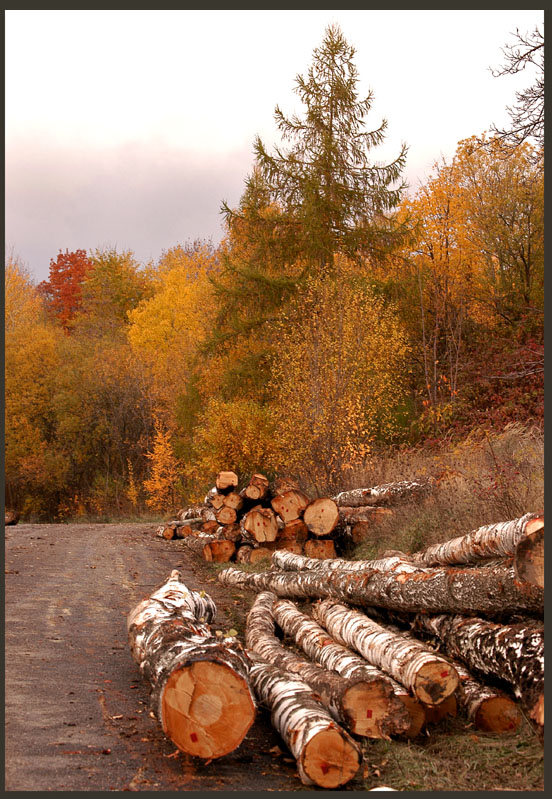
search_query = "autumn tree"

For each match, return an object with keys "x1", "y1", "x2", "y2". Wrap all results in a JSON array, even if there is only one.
[
  {"x1": 38, "y1": 248, "x2": 93, "y2": 329},
  {"x1": 143, "y1": 419, "x2": 182, "y2": 512},
  {"x1": 490, "y1": 24, "x2": 544, "y2": 150}
]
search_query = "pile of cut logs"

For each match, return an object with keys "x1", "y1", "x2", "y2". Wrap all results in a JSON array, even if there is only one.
[
  {"x1": 132, "y1": 503, "x2": 543, "y2": 789},
  {"x1": 155, "y1": 470, "x2": 435, "y2": 564}
]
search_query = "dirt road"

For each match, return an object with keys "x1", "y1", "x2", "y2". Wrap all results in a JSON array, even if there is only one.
[{"x1": 5, "y1": 522, "x2": 333, "y2": 792}]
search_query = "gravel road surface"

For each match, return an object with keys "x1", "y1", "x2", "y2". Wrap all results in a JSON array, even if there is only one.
[{"x1": 5, "y1": 522, "x2": 336, "y2": 792}]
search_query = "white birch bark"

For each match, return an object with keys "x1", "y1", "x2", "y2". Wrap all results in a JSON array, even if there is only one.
[
  {"x1": 127, "y1": 570, "x2": 255, "y2": 759},
  {"x1": 271, "y1": 550, "x2": 420, "y2": 573},
  {"x1": 409, "y1": 612, "x2": 544, "y2": 728},
  {"x1": 217, "y1": 561, "x2": 544, "y2": 618},
  {"x1": 410, "y1": 512, "x2": 544, "y2": 567},
  {"x1": 247, "y1": 652, "x2": 360, "y2": 788},
  {"x1": 333, "y1": 477, "x2": 434, "y2": 507},
  {"x1": 453, "y1": 661, "x2": 522, "y2": 733},
  {"x1": 312, "y1": 599, "x2": 459, "y2": 706}
]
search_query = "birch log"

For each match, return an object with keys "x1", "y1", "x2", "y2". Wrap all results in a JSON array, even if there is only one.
[
  {"x1": 453, "y1": 661, "x2": 522, "y2": 733},
  {"x1": 247, "y1": 653, "x2": 360, "y2": 788},
  {"x1": 271, "y1": 550, "x2": 419, "y2": 573},
  {"x1": 410, "y1": 512, "x2": 544, "y2": 567},
  {"x1": 217, "y1": 562, "x2": 543, "y2": 618},
  {"x1": 271, "y1": 599, "x2": 417, "y2": 737},
  {"x1": 333, "y1": 477, "x2": 434, "y2": 507},
  {"x1": 303, "y1": 498, "x2": 340, "y2": 537},
  {"x1": 127, "y1": 570, "x2": 255, "y2": 759},
  {"x1": 246, "y1": 592, "x2": 407, "y2": 739},
  {"x1": 312, "y1": 599, "x2": 459, "y2": 705},
  {"x1": 514, "y1": 525, "x2": 544, "y2": 588},
  {"x1": 409, "y1": 613, "x2": 544, "y2": 728}
]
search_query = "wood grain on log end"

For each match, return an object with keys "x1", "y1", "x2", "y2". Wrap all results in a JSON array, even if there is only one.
[
  {"x1": 474, "y1": 696, "x2": 522, "y2": 733},
  {"x1": 397, "y1": 695, "x2": 426, "y2": 739},
  {"x1": 413, "y1": 660, "x2": 459, "y2": 706},
  {"x1": 514, "y1": 526, "x2": 544, "y2": 588},
  {"x1": 304, "y1": 498, "x2": 340, "y2": 537},
  {"x1": 202, "y1": 540, "x2": 236, "y2": 563},
  {"x1": 423, "y1": 693, "x2": 457, "y2": 725},
  {"x1": 341, "y1": 680, "x2": 409, "y2": 739},
  {"x1": 301, "y1": 725, "x2": 360, "y2": 789},
  {"x1": 162, "y1": 660, "x2": 255, "y2": 759}
]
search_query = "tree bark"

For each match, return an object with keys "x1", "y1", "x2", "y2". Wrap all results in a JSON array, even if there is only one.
[
  {"x1": 312, "y1": 599, "x2": 459, "y2": 706},
  {"x1": 271, "y1": 489, "x2": 310, "y2": 523},
  {"x1": 219, "y1": 559, "x2": 544, "y2": 618},
  {"x1": 127, "y1": 570, "x2": 255, "y2": 759},
  {"x1": 453, "y1": 661, "x2": 522, "y2": 733},
  {"x1": 303, "y1": 498, "x2": 340, "y2": 537},
  {"x1": 514, "y1": 525, "x2": 544, "y2": 588},
  {"x1": 271, "y1": 598, "x2": 414, "y2": 737},
  {"x1": 333, "y1": 478, "x2": 434, "y2": 508},
  {"x1": 247, "y1": 653, "x2": 360, "y2": 788},
  {"x1": 410, "y1": 512, "x2": 544, "y2": 567},
  {"x1": 246, "y1": 592, "x2": 408, "y2": 739},
  {"x1": 409, "y1": 613, "x2": 544, "y2": 728}
]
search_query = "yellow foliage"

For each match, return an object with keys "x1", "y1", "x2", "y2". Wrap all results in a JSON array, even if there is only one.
[{"x1": 143, "y1": 420, "x2": 182, "y2": 512}]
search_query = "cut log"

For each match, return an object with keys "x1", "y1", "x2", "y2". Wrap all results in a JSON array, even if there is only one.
[
  {"x1": 277, "y1": 541, "x2": 304, "y2": 555},
  {"x1": 514, "y1": 525, "x2": 544, "y2": 588},
  {"x1": 180, "y1": 533, "x2": 221, "y2": 556},
  {"x1": 218, "y1": 559, "x2": 544, "y2": 618},
  {"x1": 246, "y1": 592, "x2": 408, "y2": 739},
  {"x1": 247, "y1": 653, "x2": 360, "y2": 788},
  {"x1": 303, "y1": 498, "x2": 340, "y2": 537},
  {"x1": 348, "y1": 518, "x2": 390, "y2": 544},
  {"x1": 453, "y1": 661, "x2": 522, "y2": 733},
  {"x1": 200, "y1": 519, "x2": 220, "y2": 535},
  {"x1": 271, "y1": 599, "x2": 412, "y2": 737},
  {"x1": 127, "y1": 570, "x2": 255, "y2": 759},
  {"x1": 216, "y1": 523, "x2": 242, "y2": 543},
  {"x1": 422, "y1": 694, "x2": 457, "y2": 725},
  {"x1": 410, "y1": 512, "x2": 544, "y2": 567},
  {"x1": 242, "y1": 506, "x2": 279, "y2": 543},
  {"x1": 271, "y1": 550, "x2": 418, "y2": 573},
  {"x1": 215, "y1": 506, "x2": 238, "y2": 525},
  {"x1": 202, "y1": 540, "x2": 236, "y2": 563},
  {"x1": 5, "y1": 509, "x2": 20, "y2": 525},
  {"x1": 215, "y1": 471, "x2": 239, "y2": 494},
  {"x1": 244, "y1": 473, "x2": 270, "y2": 501},
  {"x1": 236, "y1": 545, "x2": 254, "y2": 564},
  {"x1": 271, "y1": 489, "x2": 310, "y2": 523},
  {"x1": 278, "y1": 519, "x2": 309, "y2": 546},
  {"x1": 222, "y1": 491, "x2": 244, "y2": 512},
  {"x1": 333, "y1": 477, "x2": 434, "y2": 508},
  {"x1": 178, "y1": 505, "x2": 205, "y2": 520},
  {"x1": 204, "y1": 488, "x2": 225, "y2": 510},
  {"x1": 339, "y1": 506, "x2": 394, "y2": 524},
  {"x1": 409, "y1": 613, "x2": 544, "y2": 728},
  {"x1": 236, "y1": 546, "x2": 274, "y2": 565},
  {"x1": 312, "y1": 599, "x2": 459, "y2": 706},
  {"x1": 200, "y1": 506, "x2": 217, "y2": 523},
  {"x1": 304, "y1": 539, "x2": 337, "y2": 559}
]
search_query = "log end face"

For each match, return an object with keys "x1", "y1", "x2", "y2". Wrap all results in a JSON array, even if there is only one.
[
  {"x1": 397, "y1": 695, "x2": 426, "y2": 739},
  {"x1": 342, "y1": 681, "x2": 411, "y2": 739},
  {"x1": 514, "y1": 527, "x2": 544, "y2": 588},
  {"x1": 302, "y1": 726, "x2": 360, "y2": 789},
  {"x1": 161, "y1": 660, "x2": 255, "y2": 759},
  {"x1": 474, "y1": 696, "x2": 523, "y2": 733},
  {"x1": 413, "y1": 661, "x2": 459, "y2": 706}
]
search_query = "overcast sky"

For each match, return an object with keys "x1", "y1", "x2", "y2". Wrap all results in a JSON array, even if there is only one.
[{"x1": 5, "y1": 9, "x2": 544, "y2": 283}]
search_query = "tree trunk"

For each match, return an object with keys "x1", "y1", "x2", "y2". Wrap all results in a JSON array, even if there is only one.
[
  {"x1": 241, "y1": 506, "x2": 279, "y2": 543},
  {"x1": 204, "y1": 488, "x2": 225, "y2": 510},
  {"x1": 271, "y1": 489, "x2": 310, "y2": 523},
  {"x1": 215, "y1": 522, "x2": 242, "y2": 542},
  {"x1": 409, "y1": 613, "x2": 544, "y2": 728},
  {"x1": 243, "y1": 473, "x2": 270, "y2": 501},
  {"x1": 236, "y1": 545, "x2": 274, "y2": 565},
  {"x1": 278, "y1": 519, "x2": 309, "y2": 546},
  {"x1": 215, "y1": 506, "x2": 238, "y2": 525},
  {"x1": 303, "y1": 498, "x2": 340, "y2": 537},
  {"x1": 246, "y1": 592, "x2": 408, "y2": 739},
  {"x1": 218, "y1": 560, "x2": 544, "y2": 618},
  {"x1": 304, "y1": 539, "x2": 337, "y2": 559},
  {"x1": 247, "y1": 653, "x2": 360, "y2": 788},
  {"x1": 410, "y1": 512, "x2": 544, "y2": 567},
  {"x1": 333, "y1": 478, "x2": 434, "y2": 508},
  {"x1": 216, "y1": 471, "x2": 239, "y2": 493},
  {"x1": 312, "y1": 599, "x2": 459, "y2": 706},
  {"x1": 202, "y1": 540, "x2": 236, "y2": 563},
  {"x1": 514, "y1": 525, "x2": 544, "y2": 588},
  {"x1": 222, "y1": 491, "x2": 244, "y2": 512},
  {"x1": 127, "y1": 570, "x2": 255, "y2": 759},
  {"x1": 180, "y1": 533, "x2": 221, "y2": 556},
  {"x1": 453, "y1": 662, "x2": 522, "y2": 733},
  {"x1": 271, "y1": 598, "x2": 414, "y2": 737}
]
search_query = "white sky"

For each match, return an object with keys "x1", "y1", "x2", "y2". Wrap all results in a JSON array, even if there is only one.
[{"x1": 5, "y1": 9, "x2": 544, "y2": 282}]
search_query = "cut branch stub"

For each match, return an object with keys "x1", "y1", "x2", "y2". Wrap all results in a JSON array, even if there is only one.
[
  {"x1": 215, "y1": 471, "x2": 239, "y2": 494},
  {"x1": 312, "y1": 599, "x2": 459, "y2": 706},
  {"x1": 304, "y1": 498, "x2": 340, "y2": 537},
  {"x1": 271, "y1": 489, "x2": 310, "y2": 523},
  {"x1": 127, "y1": 570, "x2": 255, "y2": 759},
  {"x1": 247, "y1": 653, "x2": 360, "y2": 788}
]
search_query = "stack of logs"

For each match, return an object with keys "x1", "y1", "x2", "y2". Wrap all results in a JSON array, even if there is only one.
[
  {"x1": 133, "y1": 507, "x2": 544, "y2": 789},
  {"x1": 155, "y1": 471, "x2": 435, "y2": 564}
]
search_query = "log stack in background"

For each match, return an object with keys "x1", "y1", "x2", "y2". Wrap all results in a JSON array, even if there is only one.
[{"x1": 155, "y1": 471, "x2": 437, "y2": 564}]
